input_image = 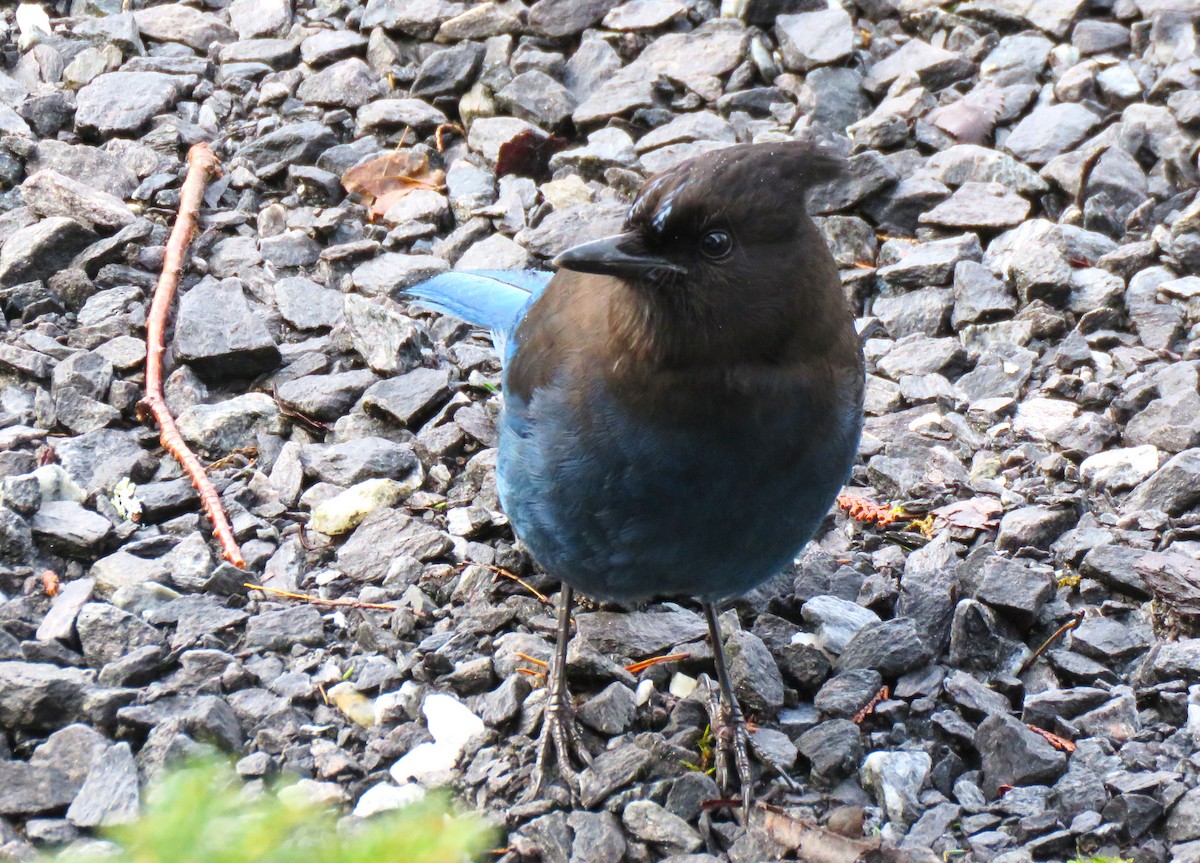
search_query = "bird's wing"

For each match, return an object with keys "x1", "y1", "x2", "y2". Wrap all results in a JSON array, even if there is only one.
[{"x1": 403, "y1": 269, "x2": 552, "y2": 361}]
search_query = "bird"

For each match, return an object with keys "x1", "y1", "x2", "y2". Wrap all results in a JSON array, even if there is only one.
[{"x1": 405, "y1": 139, "x2": 865, "y2": 809}]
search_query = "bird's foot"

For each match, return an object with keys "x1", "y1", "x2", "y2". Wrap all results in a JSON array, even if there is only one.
[
  {"x1": 529, "y1": 684, "x2": 593, "y2": 801},
  {"x1": 703, "y1": 678, "x2": 800, "y2": 813}
]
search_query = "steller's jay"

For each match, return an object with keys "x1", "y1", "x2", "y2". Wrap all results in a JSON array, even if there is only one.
[{"x1": 406, "y1": 140, "x2": 865, "y2": 809}]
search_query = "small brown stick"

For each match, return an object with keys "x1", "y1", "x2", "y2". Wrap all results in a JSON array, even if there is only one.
[
  {"x1": 138, "y1": 143, "x2": 244, "y2": 567},
  {"x1": 625, "y1": 652, "x2": 690, "y2": 674},
  {"x1": 1017, "y1": 613, "x2": 1083, "y2": 676},
  {"x1": 473, "y1": 562, "x2": 553, "y2": 605},
  {"x1": 243, "y1": 583, "x2": 400, "y2": 612}
]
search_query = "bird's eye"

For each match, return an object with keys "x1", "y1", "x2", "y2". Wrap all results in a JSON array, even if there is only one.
[{"x1": 700, "y1": 229, "x2": 733, "y2": 260}]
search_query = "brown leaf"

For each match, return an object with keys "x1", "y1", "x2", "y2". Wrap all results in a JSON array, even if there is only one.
[
  {"x1": 761, "y1": 807, "x2": 880, "y2": 863},
  {"x1": 495, "y1": 129, "x2": 569, "y2": 180},
  {"x1": 341, "y1": 151, "x2": 445, "y2": 222},
  {"x1": 932, "y1": 497, "x2": 1001, "y2": 532},
  {"x1": 1136, "y1": 551, "x2": 1200, "y2": 616},
  {"x1": 41, "y1": 570, "x2": 60, "y2": 597}
]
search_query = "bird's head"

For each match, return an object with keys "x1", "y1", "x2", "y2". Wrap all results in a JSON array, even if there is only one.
[
  {"x1": 553, "y1": 140, "x2": 842, "y2": 293},
  {"x1": 552, "y1": 140, "x2": 849, "y2": 362}
]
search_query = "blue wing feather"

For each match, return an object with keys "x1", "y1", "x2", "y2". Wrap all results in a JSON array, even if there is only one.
[{"x1": 403, "y1": 269, "x2": 552, "y2": 361}]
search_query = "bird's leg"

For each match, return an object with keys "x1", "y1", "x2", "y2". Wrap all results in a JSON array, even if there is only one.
[
  {"x1": 701, "y1": 603, "x2": 801, "y2": 813},
  {"x1": 531, "y1": 585, "x2": 592, "y2": 798}
]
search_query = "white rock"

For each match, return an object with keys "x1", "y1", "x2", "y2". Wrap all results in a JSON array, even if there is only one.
[
  {"x1": 1080, "y1": 445, "x2": 1160, "y2": 492},
  {"x1": 668, "y1": 672, "x2": 697, "y2": 699},
  {"x1": 353, "y1": 782, "x2": 425, "y2": 818},
  {"x1": 389, "y1": 741, "x2": 459, "y2": 784},
  {"x1": 423, "y1": 692, "x2": 485, "y2": 750}
]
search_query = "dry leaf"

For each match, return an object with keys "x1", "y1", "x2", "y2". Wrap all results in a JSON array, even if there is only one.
[
  {"x1": 495, "y1": 129, "x2": 569, "y2": 180},
  {"x1": 932, "y1": 497, "x2": 1002, "y2": 532},
  {"x1": 341, "y1": 150, "x2": 445, "y2": 222},
  {"x1": 41, "y1": 569, "x2": 60, "y2": 597},
  {"x1": 761, "y1": 808, "x2": 880, "y2": 863}
]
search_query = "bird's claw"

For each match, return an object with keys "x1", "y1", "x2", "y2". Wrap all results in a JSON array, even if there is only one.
[
  {"x1": 704, "y1": 678, "x2": 800, "y2": 813},
  {"x1": 530, "y1": 686, "x2": 592, "y2": 800}
]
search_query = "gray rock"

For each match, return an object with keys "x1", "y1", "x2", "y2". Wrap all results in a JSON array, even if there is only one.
[
  {"x1": 22, "y1": 170, "x2": 135, "y2": 231},
  {"x1": 973, "y1": 556, "x2": 1054, "y2": 623},
  {"x1": 529, "y1": 0, "x2": 618, "y2": 37},
  {"x1": 31, "y1": 501, "x2": 112, "y2": 556},
  {"x1": 236, "y1": 122, "x2": 339, "y2": 173},
  {"x1": 877, "y1": 335, "x2": 968, "y2": 380},
  {"x1": 814, "y1": 668, "x2": 883, "y2": 718},
  {"x1": 75, "y1": 72, "x2": 182, "y2": 137},
  {"x1": 246, "y1": 605, "x2": 325, "y2": 651},
  {"x1": 996, "y1": 506, "x2": 1076, "y2": 552},
  {"x1": 920, "y1": 181, "x2": 1030, "y2": 229},
  {"x1": 575, "y1": 608, "x2": 706, "y2": 657},
  {"x1": 877, "y1": 234, "x2": 983, "y2": 287},
  {"x1": 1069, "y1": 616, "x2": 1148, "y2": 663},
  {"x1": 622, "y1": 801, "x2": 702, "y2": 854},
  {"x1": 861, "y1": 750, "x2": 932, "y2": 827},
  {"x1": 274, "y1": 277, "x2": 343, "y2": 330},
  {"x1": 0, "y1": 217, "x2": 96, "y2": 287},
  {"x1": 602, "y1": 0, "x2": 685, "y2": 29},
  {"x1": 344, "y1": 294, "x2": 430, "y2": 374},
  {"x1": 300, "y1": 437, "x2": 417, "y2": 486},
  {"x1": 336, "y1": 509, "x2": 452, "y2": 581},
  {"x1": 1167, "y1": 786, "x2": 1200, "y2": 843},
  {"x1": 726, "y1": 629, "x2": 784, "y2": 717},
  {"x1": 297, "y1": 58, "x2": 380, "y2": 108},
  {"x1": 568, "y1": 810, "x2": 626, "y2": 863},
  {"x1": 76, "y1": 602, "x2": 167, "y2": 668},
  {"x1": 36, "y1": 578, "x2": 96, "y2": 642},
  {"x1": 359, "y1": 368, "x2": 450, "y2": 428},
  {"x1": 873, "y1": 287, "x2": 953, "y2": 338},
  {"x1": 27, "y1": 141, "x2": 138, "y2": 198},
  {"x1": 801, "y1": 595, "x2": 880, "y2": 654},
  {"x1": 775, "y1": 7, "x2": 854, "y2": 71},
  {"x1": 176, "y1": 394, "x2": 286, "y2": 455},
  {"x1": 576, "y1": 682, "x2": 637, "y2": 735},
  {"x1": 175, "y1": 279, "x2": 281, "y2": 380},
  {"x1": 838, "y1": 618, "x2": 933, "y2": 677},
  {"x1": 276, "y1": 371, "x2": 379, "y2": 422},
  {"x1": 133, "y1": 3, "x2": 236, "y2": 50},
  {"x1": 1003, "y1": 103, "x2": 1102, "y2": 165},
  {"x1": 797, "y1": 719, "x2": 862, "y2": 785},
  {"x1": 66, "y1": 742, "x2": 139, "y2": 827},
  {"x1": 351, "y1": 253, "x2": 448, "y2": 296},
  {"x1": 300, "y1": 29, "x2": 368, "y2": 66},
  {"x1": 0, "y1": 761, "x2": 77, "y2": 816},
  {"x1": 90, "y1": 550, "x2": 171, "y2": 599},
  {"x1": 865, "y1": 39, "x2": 973, "y2": 93},
  {"x1": 116, "y1": 695, "x2": 243, "y2": 751},
  {"x1": 356, "y1": 98, "x2": 447, "y2": 135},
  {"x1": 54, "y1": 429, "x2": 154, "y2": 495},
  {"x1": 413, "y1": 43, "x2": 483, "y2": 98},
  {"x1": 497, "y1": 71, "x2": 576, "y2": 128},
  {"x1": 976, "y1": 713, "x2": 1067, "y2": 791},
  {"x1": 952, "y1": 261, "x2": 1018, "y2": 327},
  {"x1": 1123, "y1": 448, "x2": 1200, "y2": 516},
  {"x1": 0, "y1": 662, "x2": 92, "y2": 731}
]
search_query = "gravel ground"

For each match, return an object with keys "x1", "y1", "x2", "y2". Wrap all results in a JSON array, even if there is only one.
[{"x1": 2, "y1": 0, "x2": 1200, "y2": 861}]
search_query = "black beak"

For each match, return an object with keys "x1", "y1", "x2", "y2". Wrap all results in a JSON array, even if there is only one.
[{"x1": 553, "y1": 232, "x2": 685, "y2": 282}]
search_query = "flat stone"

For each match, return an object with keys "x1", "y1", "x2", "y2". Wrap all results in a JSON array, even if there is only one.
[
  {"x1": 0, "y1": 217, "x2": 96, "y2": 287},
  {"x1": 31, "y1": 501, "x2": 112, "y2": 556},
  {"x1": 1004, "y1": 103, "x2": 1102, "y2": 165},
  {"x1": 775, "y1": 6, "x2": 854, "y2": 71},
  {"x1": 133, "y1": 3, "x2": 236, "y2": 50},
  {"x1": 0, "y1": 761, "x2": 77, "y2": 816},
  {"x1": 336, "y1": 509, "x2": 452, "y2": 582},
  {"x1": 22, "y1": 170, "x2": 135, "y2": 231},
  {"x1": 75, "y1": 72, "x2": 182, "y2": 137},
  {"x1": 919, "y1": 181, "x2": 1030, "y2": 229},
  {"x1": 359, "y1": 368, "x2": 450, "y2": 428}
]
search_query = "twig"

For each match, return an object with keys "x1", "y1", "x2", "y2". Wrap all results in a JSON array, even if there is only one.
[
  {"x1": 474, "y1": 562, "x2": 553, "y2": 605},
  {"x1": 625, "y1": 652, "x2": 690, "y2": 674},
  {"x1": 243, "y1": 583, "x2": 400, "y2": 612},
  {"x1": 1017, "y1": 613, "x2": 1083, "y2": 676},
  {"x1": 137, "y1": 143, "x2": 244, "y2": 567}
]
